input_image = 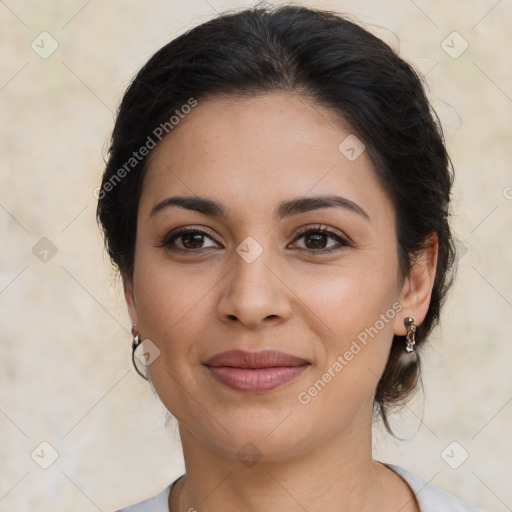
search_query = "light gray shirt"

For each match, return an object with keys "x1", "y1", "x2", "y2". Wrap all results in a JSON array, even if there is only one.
[{"x1": 115, "y1": 464, "x2": 481, "y2": 511}]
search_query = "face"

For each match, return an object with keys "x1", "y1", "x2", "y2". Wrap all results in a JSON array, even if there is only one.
[{"x1": 125, "y1": 93, "x2": 434, "y2": 462}]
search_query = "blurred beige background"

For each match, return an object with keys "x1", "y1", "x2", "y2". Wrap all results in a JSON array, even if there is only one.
[{"x1": 1, "y1": 0, "x2": 511, "y2": 511}]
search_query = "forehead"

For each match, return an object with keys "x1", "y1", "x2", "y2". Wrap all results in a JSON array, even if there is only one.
[{"x1": 140, "y1": 93, "x2": 391, "y2": 222}]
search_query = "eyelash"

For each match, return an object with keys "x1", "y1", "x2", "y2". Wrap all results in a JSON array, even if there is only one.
[{"x1": 159, "y1": 224, "x2": 351, "y2": 255}]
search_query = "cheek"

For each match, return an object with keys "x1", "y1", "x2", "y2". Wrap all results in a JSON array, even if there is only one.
[
  {"x1": 290, "y1": 257, "x2": 400, "y2": 400},
  {"x1": 131, "y1": 266, "x2": 210, "y2": 414},
  {"x1": 294, "y1": 275, "x2": 398, "y2": 424},
  {"x1": 133, "y1": 263, "x2": 213, "y2": 343},
  {"x1": 292, "y1": 256, "x2": 399, "y2": 340}
]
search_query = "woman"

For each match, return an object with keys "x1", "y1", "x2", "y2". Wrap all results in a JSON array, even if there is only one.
[{"x1": 96, "y1": 5, "x2": 480, "y2": 511}]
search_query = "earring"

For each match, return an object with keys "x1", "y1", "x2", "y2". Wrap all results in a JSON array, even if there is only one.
[
  {"x1": 404, "y1": 317, "x2": 417, "y2": 353},
  {"x1": 131, "y1": 325, "x2": 149, "y2": 381}
]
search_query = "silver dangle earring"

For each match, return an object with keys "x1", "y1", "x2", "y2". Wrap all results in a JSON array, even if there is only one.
[
  {"x1": 404, "y1": 317, "x2": 417, "y2": 353},
  {"x1": 131, "y1": 325, "x2": 149, "y2": 381}
]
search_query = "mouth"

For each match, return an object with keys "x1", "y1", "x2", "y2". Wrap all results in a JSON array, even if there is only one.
[{"x1": 203, "y1": 350, "x2": 311, "y2": 393}]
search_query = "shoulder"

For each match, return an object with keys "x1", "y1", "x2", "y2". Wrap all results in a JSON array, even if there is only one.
[
  {"x1": 114, "y1": 483, "x2": 172, "y2": 512},
  {"x1": 385, "y1": 463, "x2": 481, "y2": 512}
]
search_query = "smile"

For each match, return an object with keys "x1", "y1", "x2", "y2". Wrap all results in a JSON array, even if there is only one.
[{"x1": 203, "y1": 350, "x2": 311, "y2": 393}]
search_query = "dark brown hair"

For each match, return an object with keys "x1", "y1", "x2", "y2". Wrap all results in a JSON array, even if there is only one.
[{"x1": 96, "y1": 5, "x2": 456, "y2": 432}]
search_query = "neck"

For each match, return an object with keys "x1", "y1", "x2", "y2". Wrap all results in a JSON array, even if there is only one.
[{"x1": 170, "y1": 420, "x2": 415, "y2": 512}]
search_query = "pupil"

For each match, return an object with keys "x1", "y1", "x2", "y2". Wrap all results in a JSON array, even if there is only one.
[
  {"x1": 306, "y1": 233, "x2": 326, "y2": 249},
  {"x1": 183, "y1": 233, "x2": 203, "y2": 248}
]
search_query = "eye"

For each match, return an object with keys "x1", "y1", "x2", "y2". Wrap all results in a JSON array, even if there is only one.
[
  {"x1": 159, "y1": 224, "x2": 350, "y2": 254},
  {"x1": 159, "y1": 227, "x2": 221, "y2": 252},
  {"x1": 290, "y1": 224, "x2": 350, "y2": 254}
]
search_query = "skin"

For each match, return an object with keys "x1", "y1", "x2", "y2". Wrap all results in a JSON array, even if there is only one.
[{"x1": 124, "y1": 93, "x2": 438, "y2": 512}]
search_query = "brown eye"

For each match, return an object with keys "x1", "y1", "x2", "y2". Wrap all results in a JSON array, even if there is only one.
[
  {"x1": 180, "y1": 232, "x2": 208, "y2": 249},
  {"x1": 160, "y1": 228, "x2": 220, "y2": 252},
  {"x1": 291, "y1": 225, "x2": 350, "y2": 254},
  {"x1": 303, "y1": 231, "x2": 329, "y2": 250}
]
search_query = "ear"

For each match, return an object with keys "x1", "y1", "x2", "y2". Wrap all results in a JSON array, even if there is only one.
[
  {"x1": 394, "y1": 233, "x2": 438, "y2": 336},
  {"x1": 122, "y1": 272, "x2": 139, "y2": 328}
]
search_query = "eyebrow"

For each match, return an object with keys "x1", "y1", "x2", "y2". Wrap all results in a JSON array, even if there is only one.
[{"x1": 150, "y1": 194, "x2": 370, "y2": 221}]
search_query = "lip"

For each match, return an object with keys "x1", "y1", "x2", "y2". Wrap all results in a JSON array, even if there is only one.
[{"x1": 204, "y1": 350, "x2": 310, "y2": 393}]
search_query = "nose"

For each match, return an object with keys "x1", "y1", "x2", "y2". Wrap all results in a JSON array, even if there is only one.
[{"x1": 217, "y1": 244, "x2": 292, "y2": 330}]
